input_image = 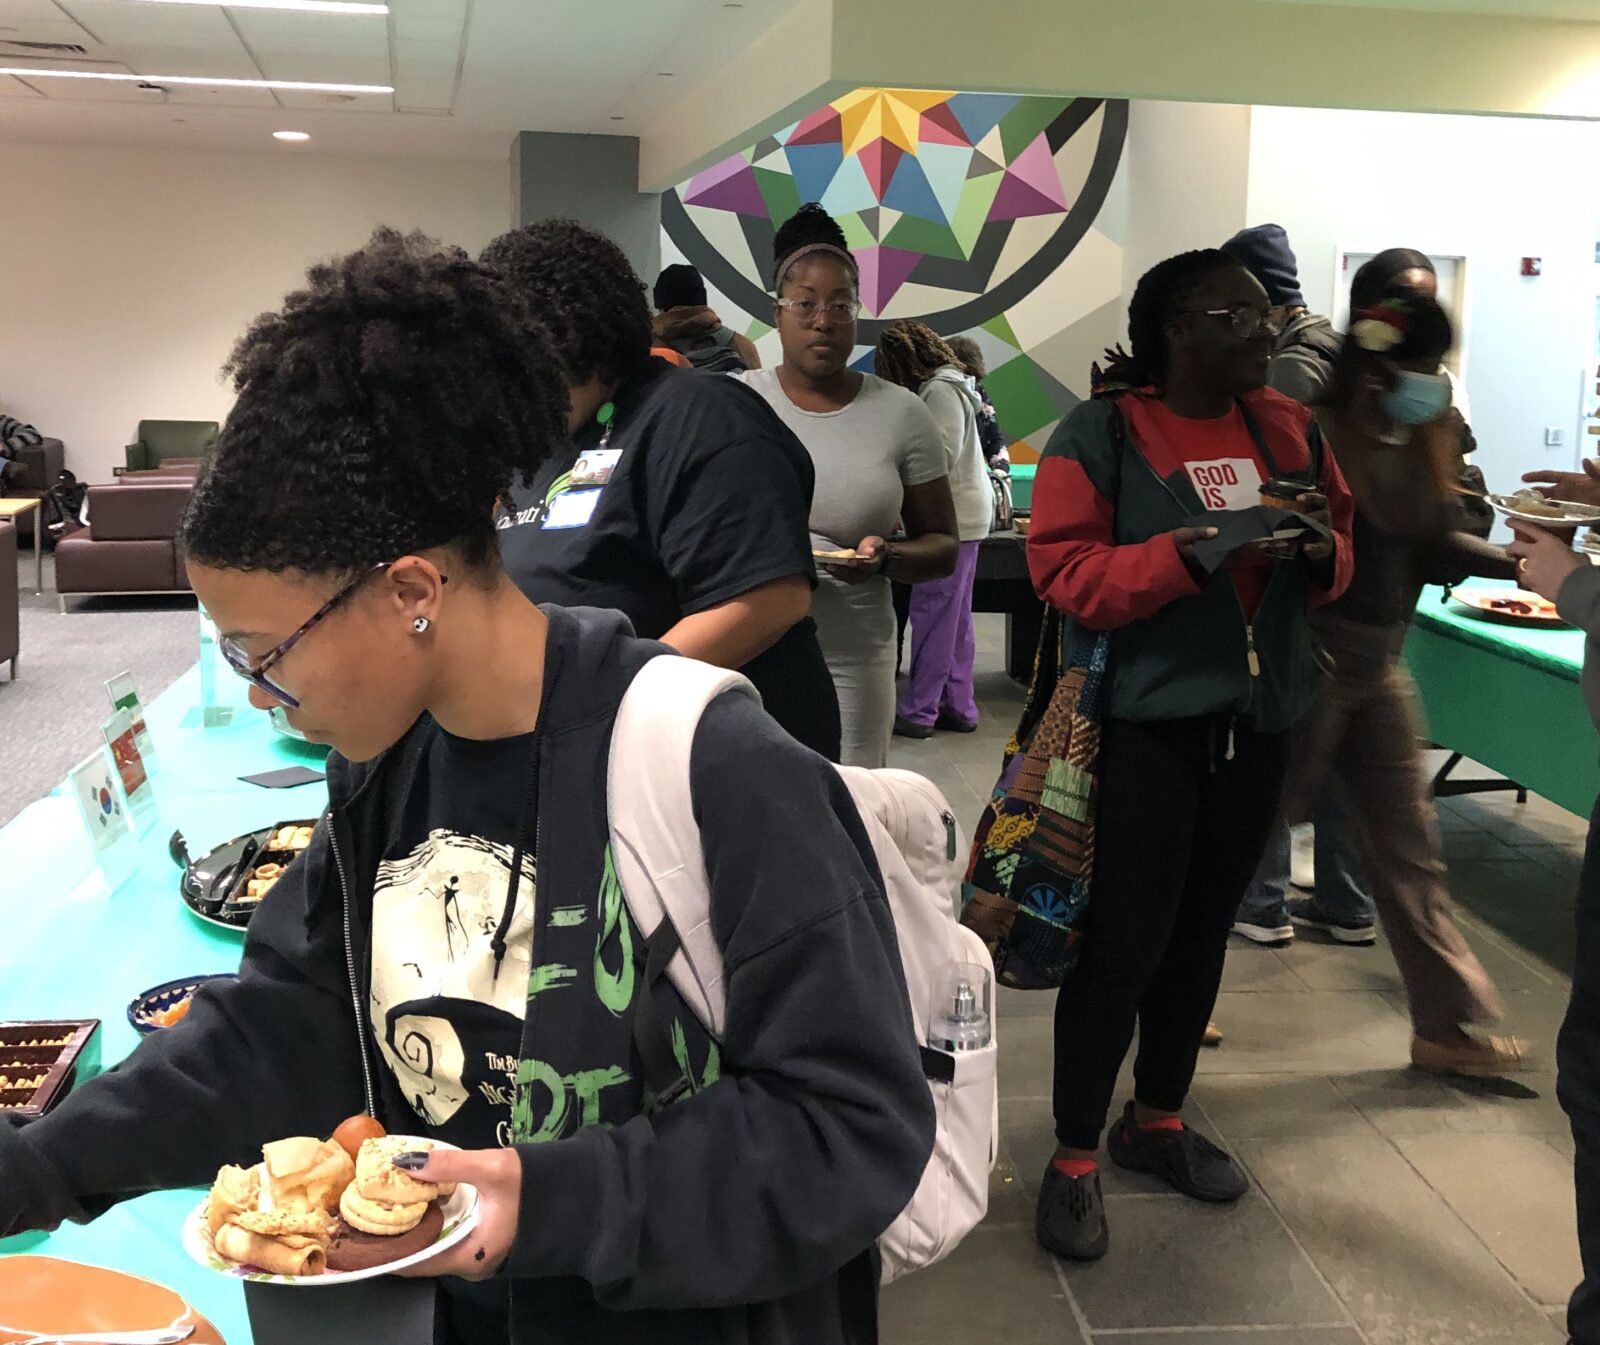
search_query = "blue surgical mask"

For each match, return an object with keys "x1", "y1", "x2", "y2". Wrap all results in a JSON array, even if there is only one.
[{"x1": 1383, "y1": 370, "x2": 1452, "y2": 425}]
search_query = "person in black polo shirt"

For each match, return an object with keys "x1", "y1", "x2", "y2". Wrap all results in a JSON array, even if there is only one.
[{"x1": 479, "y1": 219, "x2": 840, "y2": 760}]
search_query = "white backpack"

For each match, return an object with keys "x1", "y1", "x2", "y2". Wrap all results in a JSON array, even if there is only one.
[{"x1": 606, "y1": 655, "x2": 1000, "y2": 1284}]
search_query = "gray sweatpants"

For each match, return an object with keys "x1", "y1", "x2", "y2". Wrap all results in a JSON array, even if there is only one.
[{"x1": 1282, "y1": 611, "x2": 1503, "y2": 1038}]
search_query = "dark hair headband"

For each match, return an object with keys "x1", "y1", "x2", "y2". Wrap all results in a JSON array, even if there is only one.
[{"x1": 772, "y1": 242, "x2": 859, "y2": 291}]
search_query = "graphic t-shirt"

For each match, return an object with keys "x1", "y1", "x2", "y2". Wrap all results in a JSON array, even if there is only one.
[
  {"x1": 369, "y1": 725, "x2": 540, "y2": 1151},
  {"x1": 1140, "y1": 400, "x2": 1274, "y2": 619}
]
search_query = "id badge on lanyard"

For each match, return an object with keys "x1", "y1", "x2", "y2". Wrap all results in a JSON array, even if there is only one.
[
  {"x1": 541, "y1": 404, "x2": 620, "y2": 530},
  {"x1": 570, "y1": 447, "x2": 622, "y2": 488}
]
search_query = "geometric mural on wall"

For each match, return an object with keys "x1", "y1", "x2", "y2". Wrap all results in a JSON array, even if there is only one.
[{"x1": 661, "y1": 90, "x2": 1129, "y2": 462}]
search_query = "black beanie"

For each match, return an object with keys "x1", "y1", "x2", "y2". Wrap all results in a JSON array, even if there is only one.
[
  {"x1": 1221, "y1": 224, "x2": 1304, "y2": 309},
  {"x1": 653, "y1": 263, "x2": 707, "y2": 311}
]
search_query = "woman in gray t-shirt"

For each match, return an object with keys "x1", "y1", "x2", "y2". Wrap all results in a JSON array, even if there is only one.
[{"x1": 737, "y1": 204, "x2": 957, "y2": 767}]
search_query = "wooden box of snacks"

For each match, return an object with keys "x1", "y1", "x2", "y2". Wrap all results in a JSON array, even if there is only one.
[{"x1": 0, "y1": 1019, "x2": 100, "y2": 1121}]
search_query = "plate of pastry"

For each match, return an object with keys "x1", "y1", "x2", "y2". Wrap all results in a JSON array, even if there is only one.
[
  {"x1": 1488, "y1": 490, "x2": 1600, "y2": 525},
  {"x1": 177, "y1": 818, "x2": 318, "y2": 932},
  {"x1": 183, "y1": 1120, "x2": 480, "y2": 1285}
]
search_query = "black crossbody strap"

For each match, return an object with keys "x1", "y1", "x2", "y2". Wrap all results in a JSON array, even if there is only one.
[{"x1": 1236, "y1": 396, "x2": 1324, "y2": 488}]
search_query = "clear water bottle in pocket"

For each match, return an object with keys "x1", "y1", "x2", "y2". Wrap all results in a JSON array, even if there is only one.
[{"x1": 927, "y1": 961, "x2": 993, "y2": 1052}]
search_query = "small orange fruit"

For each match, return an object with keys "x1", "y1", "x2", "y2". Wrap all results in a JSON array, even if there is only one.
[{"x1": 332, "y1": 1113, "x2": 386, "y2": 1160}]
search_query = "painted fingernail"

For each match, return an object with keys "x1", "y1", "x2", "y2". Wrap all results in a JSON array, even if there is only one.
[{"x1": 391, "y1": 1151, "x2": 430, "y2": 1171}]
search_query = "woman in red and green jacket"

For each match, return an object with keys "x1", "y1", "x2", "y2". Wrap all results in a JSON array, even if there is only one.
[{"x1": 1028, "y1": 249, "x2": 1354, "y2": 1264}]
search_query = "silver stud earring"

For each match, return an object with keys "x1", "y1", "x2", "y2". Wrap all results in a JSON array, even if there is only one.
[{"x1": 412, "y1": 616, "x2": 431, "y2": 634}]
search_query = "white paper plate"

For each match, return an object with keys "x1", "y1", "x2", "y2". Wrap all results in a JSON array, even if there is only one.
[
  {"x1": 1449, "y1": 586, "x2": 1564, "y2": 625},
  {"x1": 182, "y1": 1140, "x2": 481, "y2": 1286},
  {"x1": 1488, "y1": 493, "x2": 1600, "y2": 525}
]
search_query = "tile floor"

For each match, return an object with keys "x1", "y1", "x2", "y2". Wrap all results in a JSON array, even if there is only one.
[{"x1": 880, "y1": 615, "x2": 1583, "y2": 1345}]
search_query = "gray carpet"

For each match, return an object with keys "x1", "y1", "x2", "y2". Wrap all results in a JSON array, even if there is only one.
[{"x1": 0, "y1": 553, "x2": 197, "y2": 826}]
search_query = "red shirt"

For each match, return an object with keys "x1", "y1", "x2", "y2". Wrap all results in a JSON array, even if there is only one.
[{"x1": 1139, "y1": 401, "x2": 1273, "y2": 619}]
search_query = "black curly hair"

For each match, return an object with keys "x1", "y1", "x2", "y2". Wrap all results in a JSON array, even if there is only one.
[
  {"x1": 771, "y1": 202, "x2": 858, "y2": 292},
  {"x1": 181, "y1": 227, "x2": 569, "y2": 580},
  {"x1": 479, "y1": 218, "x2": 653, "y2": 387},
  {"x1": 1098, "y1": 249, "x2": 1247, "y2": 391},
  {"x1": 875, "y1": 319, "x2": 960, "y2": 391}
]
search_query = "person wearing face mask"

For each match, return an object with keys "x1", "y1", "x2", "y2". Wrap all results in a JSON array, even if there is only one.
[
  {"x1": 736, "y1": 204, "x2": 959, "y2": 768},
  {"x1": 1029, "y1": 249, "x2": 1354, "y2": 1263},
  {"x1": 1282, "y1": 289, "x2": 1527, "y2": 1078}
]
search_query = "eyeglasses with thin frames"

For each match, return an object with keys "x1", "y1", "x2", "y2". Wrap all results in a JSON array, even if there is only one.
[
  {"x1": 776, "y1": 296, "x2": 862, "y2": 325},
  {"x1": 1177, "y1": 305, "x2": 1285, "y2": 340},
  {"x1": 218, "y1": 561, "x2": 421, "y2": 709}
]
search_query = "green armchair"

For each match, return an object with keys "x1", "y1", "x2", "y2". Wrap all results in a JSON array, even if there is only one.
[{"x1": 125, "y1": 419, "x2": 218, "y2": 473}]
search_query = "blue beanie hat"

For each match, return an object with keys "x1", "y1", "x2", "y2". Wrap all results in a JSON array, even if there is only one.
[{"x1": 1221, "y1": 224, "x2": 1304, "y2": 309}]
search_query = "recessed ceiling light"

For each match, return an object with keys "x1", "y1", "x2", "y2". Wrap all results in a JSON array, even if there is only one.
[
  {"x1": 134, "y1": 0, "x2": 387, "y2": 13},
  {"x1": 0, "y1": 68, "x2": 392, "y2": 94},
  {"x1": 273, "y1": 130, "x2": 310, "y2": 141}
]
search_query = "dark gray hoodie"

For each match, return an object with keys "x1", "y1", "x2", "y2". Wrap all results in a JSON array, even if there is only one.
[{"x1": 1268, "y1": 312, "x2": 1343, "y2": 408}]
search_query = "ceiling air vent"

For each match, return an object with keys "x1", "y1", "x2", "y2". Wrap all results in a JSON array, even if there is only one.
[{"x1": 0, "y1": 41, "x2": 91, "y2": 55}]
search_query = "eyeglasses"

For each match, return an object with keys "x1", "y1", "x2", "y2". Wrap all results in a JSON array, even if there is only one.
[
  {"x1": 1178, "y1": 305, "x2": 1285, "y2": 340},
  {"x1": 218, "y1": 561, "x2": 394, "y2": 709},
  {"x1": 776, "y1": 296, "x2": 862, "y2": 325}
]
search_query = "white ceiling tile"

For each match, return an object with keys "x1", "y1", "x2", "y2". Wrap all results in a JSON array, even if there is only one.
[
  {"x1": 163, "y1": 82, "x2": 281, "y2": 106},
  {"x1": 391, "y1": 0, "x2": 464, "y2": 113},
  {"x1": 0, "y1": 71, "x2": 43, "y2": 96},
  {"x1": 272, "y1": 86, "x2": 392, "y2": 111},
  {"x1": 57, "y1": 1, "x2": 239, "y2": 45},
  {"x1": 0, "y1": 0, "x2": 85, "y2": 26}
]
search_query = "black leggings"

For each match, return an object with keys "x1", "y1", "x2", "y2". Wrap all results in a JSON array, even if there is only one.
[{"x1": 1052, "y1": 715, "x2": 1288, "y2": 1150}]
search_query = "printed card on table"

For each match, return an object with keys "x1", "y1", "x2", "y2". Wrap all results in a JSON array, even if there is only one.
[
  {"x1": 67, "y1": 746, "x2": 134, "y2": 856},
  {"x1": 104, "y1": 670, "x2": 155, "y2": 762},
  {"x1": 102, "y1": 707, "x2": 157, "y2": 831}
]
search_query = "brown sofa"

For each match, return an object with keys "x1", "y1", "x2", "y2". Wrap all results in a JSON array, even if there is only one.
[
  {"x1": 0, "y1": 520, "x2": 17, "y2": 678},
  {"x1": 3, "y1": 437, "x2": 64, "y2": 544},
  {"x1": 55, "y1": 479, "x2": 193, "y2": 609}
]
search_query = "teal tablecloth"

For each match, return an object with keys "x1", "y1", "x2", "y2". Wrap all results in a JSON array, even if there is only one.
[
  {"x1": 0, "y1": 664, "x2": 329, "y2": 1341},
  {"x1": 1406, "y1": 580, "x2": 1598, "y2": 818}
]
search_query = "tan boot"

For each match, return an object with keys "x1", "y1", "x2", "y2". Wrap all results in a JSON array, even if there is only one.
[
  {"x1": 1202, "y1": 1020, "x2": 1223, "y2": 1048},
  {"x1": 1410, "y1": 1031, "x2": 1530, "y2": 1077}
]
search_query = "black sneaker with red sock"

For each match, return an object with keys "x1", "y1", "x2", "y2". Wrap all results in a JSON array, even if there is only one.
[
  {"x1": 1106, "y1": 1100, "x2": 1248, "y2": 1203},
  {"x1": 1035, "y1": 1156, "x2": 1108, "y2": 1262}
]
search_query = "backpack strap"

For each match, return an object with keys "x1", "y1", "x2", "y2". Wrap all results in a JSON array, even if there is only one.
[
  {"x1": 606, "y1": 654, "x2": 759, "y2": 1102},
  {"x1": 1236, "y1": 395, "x2": 1324, "y2": 487}
]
